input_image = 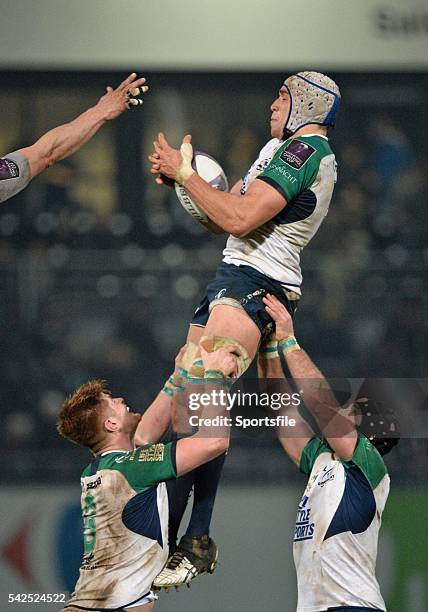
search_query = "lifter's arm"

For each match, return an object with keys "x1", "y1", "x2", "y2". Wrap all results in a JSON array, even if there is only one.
[
  {"x1": 258, "y1": 340, "x2": 313, "y2": 466},
  {"x1": 17, "y1": 73, "x2": 147, "y2": 178},
  {"x1": 175, "y1": 346, "x2": 237, "y2": 476},
  {"x1": 149, "y1": 134, "x2": 286, "y2": 237},
  {"x1": 134, "y1": 345, "x2": 186, "y2": 446},
  {"x1": 133, "y1": 389, "x2": 173, "y2": 447},
  {"x1": 263, "y1": 294, "x2": 358, "y2": 461}
]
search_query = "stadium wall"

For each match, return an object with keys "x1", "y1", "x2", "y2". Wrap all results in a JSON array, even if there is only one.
[
  {"x1": 0, "y1": 0, "x2": 427, "y2": 70},
  {"x1": 0, "y1": 486, "x2": 426, "y2": 612}
]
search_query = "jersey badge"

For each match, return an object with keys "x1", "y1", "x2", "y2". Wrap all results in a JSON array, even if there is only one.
[
  {"x1": 279, "y1": 141, "x2": 316, "y2": 170},
  {"x1": 0, "y1": 158, "x2": 20, "y2": 180},
  {"x1": 138, "y1": 444, "x2": 165, "y2": 462}
]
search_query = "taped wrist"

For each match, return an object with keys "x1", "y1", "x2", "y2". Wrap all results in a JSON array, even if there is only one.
[
  {"x1": 258, "y1": 339, "x2": 279, "y2": 360},
  {"x1": 174, "y1": 142, "x2": 195, "y2": 185},
  {"x1": 162, "y1": 375, "x2": 184, "y2": 397},
  {"x1": 204, "y1": 369, "x2": 234, "y2": 389},
  {"x1": 278, "y1": 335, "x2": 300, "y2": 354}
]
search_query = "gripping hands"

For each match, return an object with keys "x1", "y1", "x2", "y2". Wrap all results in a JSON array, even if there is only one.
[{"x1": 175, "y1": 140, "x2": 195, "y2": 185}]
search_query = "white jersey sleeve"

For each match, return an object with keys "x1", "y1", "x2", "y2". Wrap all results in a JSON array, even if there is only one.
[{"x1": 0, "y1": 151, "x2": 31, "y2": 203}]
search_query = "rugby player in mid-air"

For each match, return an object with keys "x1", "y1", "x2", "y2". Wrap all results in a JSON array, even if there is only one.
[
  {"x1": 148, "y1": 71, "x2": 342, "y2": 588},
  {"x1": 0, "y1": 72, "x2": 147, "y2": 204},
  {"x1": 58, "y1": 345, "x2": 237, "y2": 612},
  {"x1": 259, "y1": 293, "x2": 398, "y2": 612}
]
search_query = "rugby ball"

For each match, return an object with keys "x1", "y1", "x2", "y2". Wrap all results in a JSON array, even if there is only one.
[{"x1": 175, "y1": 151, "x2": 228, "y2": 224}]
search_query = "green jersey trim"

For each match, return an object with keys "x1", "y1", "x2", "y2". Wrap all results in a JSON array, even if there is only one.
[
  {"x1": 81, "y1": 441, "x2": 177, "y2": 491},
  {"x1": 343, "y1": 435, "x2": 388, "y2": 490},
  {"x1": 299, "y1": 435, "x2": 387, "y2": 490},
  {"x1": 258, "y1": 135, "x2": 333, "y2": 202}
]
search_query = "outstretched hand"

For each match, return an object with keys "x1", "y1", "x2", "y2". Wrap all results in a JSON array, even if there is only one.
[
  {"x1": 149, "y1": 133, "x2": 193, "y2": 185},
  {"x1": 263, "y1": 293, "x2": 294, "y2": 340},
  {"x1": 96, "y1": 73, "x2": 149, "y2": 121}
]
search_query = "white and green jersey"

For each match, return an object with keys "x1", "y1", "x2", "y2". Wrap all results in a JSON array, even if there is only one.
[
  {"x1": 0, "y1": 152, "x2": 31, "y2": 203},
  {"x1": 223, "y1": 135, "x2": 337, "y2": 294},
  {"x1": 66, "y1": 443, "x2": 177, "y2": 611},
  {"x1": 294, "y1": 436, "x2": 389, "y2": 611}
]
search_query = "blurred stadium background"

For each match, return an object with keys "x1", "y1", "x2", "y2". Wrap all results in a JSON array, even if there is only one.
[{"x1": 0, "y1": 1, "x2": 427, "y2": 610}]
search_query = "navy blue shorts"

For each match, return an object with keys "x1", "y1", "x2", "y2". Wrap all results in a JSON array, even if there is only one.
[{"x1": 191, "y1": 262, "x2": 299, "y2": 338}]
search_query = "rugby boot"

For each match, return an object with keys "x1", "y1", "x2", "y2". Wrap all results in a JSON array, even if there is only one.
[{"x1": 152, "y1": 535, "x2": 218, "y2": 590}]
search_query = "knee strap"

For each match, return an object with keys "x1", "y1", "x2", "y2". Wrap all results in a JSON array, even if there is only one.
[
  {"x1": 199, "y1": 335, "x2": 251, "y2": 378},
  {"x1": 177, "y1": 335, "x2": 252, "y2": 383},
  {"x1": 173, "y1": 341, "x2": 203, "y2": 386}
]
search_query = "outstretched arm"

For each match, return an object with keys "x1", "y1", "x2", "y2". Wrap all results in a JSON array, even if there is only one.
[
  {"x1": 17, "y1": 73, "x2": 148, "y2": 178},
  {"x1": 263, "y1": 294, "x2": 358, "y2": 461}
]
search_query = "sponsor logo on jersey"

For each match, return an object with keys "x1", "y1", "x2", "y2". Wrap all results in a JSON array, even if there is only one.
[
  {"x1": 0, "y1": 158, "x2": 20, "y2": 180},
  {"x1": 280, "y1": 141, "x2": 316, "y2": 170},
  {"x1": 269, "y1": 164, "x2": 298, "y2": 184},
  {"x1": 138, "y1": 444, "x2": 165, "y2": 462},
  {"x1": 317, "y1": 466, "x2": 335, "y2": 488},
  {"x1": 294, "y1": 495, "x2": 315, "y2": 542},
  {"x1": 240, "y1": 288, "x2": 266, "y2": 306},
  {"x1": 85, "y1": 476, "x2": 102, "y2": 491},
  {"x1": 115, "y1": 451, "x2": 131, "y2": 463}
]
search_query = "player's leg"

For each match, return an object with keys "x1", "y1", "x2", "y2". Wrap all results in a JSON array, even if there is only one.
[
  {"x1": 203, "y1": 303, "x2": 261, "y2": 360},
  {"x1": 156, "y1": 263, "x2": 297, "y2": 589},
  {"x1": 155, "y1": 304, "x2": 261, "y2": 590},
  {"x1": 179, "y1": 303, "x2": 260, "y2": 543},
  {"x1": 165, "y1": 322, "x2": 206, "y2": 550},
  {"x1": 168, "y1": 282, "x2": 297, "y2": 585},
  {"x1": 173, "y1": 303, "x2": 260, "y2": 546},
  {"x1": 185, "y1": 450, "x2": 227, "y2": 538},
  {"x1": 172, "y1": 450, "x2": 226, "y2": 578}
]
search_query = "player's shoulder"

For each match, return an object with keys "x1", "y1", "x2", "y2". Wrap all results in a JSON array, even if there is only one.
[
  {"x1": 345, "y1": 435, "x2": 389, "y2": 490},
  {"x1": 80, "y1": 451, "x2": 123, "y2": 478},
  {"x1": 296, "y1": 134, "x2": 333, "y2": 153},
  {"x1": 282, "y1": 134, "x2": 332, "y2": 160},
  {"x1": 258, "y1": 137, "x2": 283, "y2": 159},
  {"x1": 299, "y1": 436, "x2": 330, "y2": 474}
]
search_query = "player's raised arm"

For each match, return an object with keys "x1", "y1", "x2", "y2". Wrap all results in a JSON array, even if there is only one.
[
  {"x1": 174, "y1": 346, "x2": 237, "y2": 476},
  {"x1": 263, "y1": 293, "x2": 358, "y2": 461},
  {"x1": 16, "y1": 72, "x2": 148, "y2": 179},
  {"x1": 149, "y1": 134, "x2": 286, "y2": 237},
  {"x1": 134, "y1": 345, "x2": 187, "y2": 446},
  {"x1": 258, "y1": 335, "x2": 313, "y2": 466}
]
